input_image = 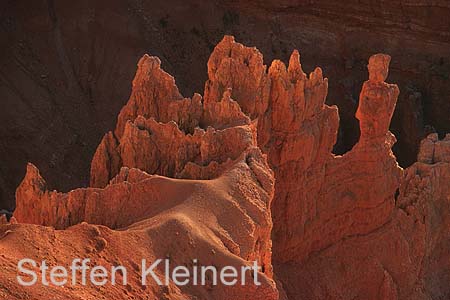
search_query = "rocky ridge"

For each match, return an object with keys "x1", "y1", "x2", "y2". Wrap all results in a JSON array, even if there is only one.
[
  {"x1": 1, "y1": 36, "x2": 450, "y2": 299},
  {"x1": 2, "y1": 0, "x2": 450, "y2": 212}
]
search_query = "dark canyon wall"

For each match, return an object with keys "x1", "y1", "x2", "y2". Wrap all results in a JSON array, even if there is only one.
[{"x1": 1, "y1": 0, "x2": 449, "y2": 210}]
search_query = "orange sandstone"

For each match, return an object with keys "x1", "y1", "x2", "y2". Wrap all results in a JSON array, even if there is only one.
[{"x1": 2, "y1": 36, "x2": 450, "y2": 300}]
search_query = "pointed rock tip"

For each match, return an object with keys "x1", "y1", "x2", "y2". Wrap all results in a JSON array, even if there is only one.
[
  {"x1": 25, "y1": 163, "x2": 42, "y2": 180},
  {"x1": 309, "y1": 67, "x2": 324, "y2": 85},
  {"x1": 132, "y1": 54, "x2": 167, "y2": 88},
  {"x1": 426, "y1": 133, "x2": 439, "y2": 142},
  {"x1": 289, "y1": 50, "x2": 300, "y2": 66},
  {"x1": 21, "y1": 163, "x2": 47, "y2": 191},
  {"x1": 288, "y1": 50, "x2": 306, "y2": 80},
  {"x1": 221, "y1": 35, "x2": 236, "y2": 44},
  {"x1": 269, "y1": 59, "x2": 287, "y2": 77},
  {"x1": 137, "y1": 54, "x2": 162, "y2": 71},
  {"x1": 368, "y1": 53, "x2": 391, "y2": 83}
]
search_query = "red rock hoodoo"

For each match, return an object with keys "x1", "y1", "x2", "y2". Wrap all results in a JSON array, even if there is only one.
[
  {"x1": 1, "y1": 36, "x2": 449, "y2": 300},
  {"x1": 8, "y1": 41, "x2": 277, "y2": 299}
]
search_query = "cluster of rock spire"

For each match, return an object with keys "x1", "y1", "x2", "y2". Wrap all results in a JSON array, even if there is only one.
[{"x1": 2, "y1": 36, "x2": 449, "y2": 299}]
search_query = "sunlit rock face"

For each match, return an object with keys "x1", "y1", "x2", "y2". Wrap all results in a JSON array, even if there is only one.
[
  {"x1": 2, "y1": 1, "x2": 450, "y2": 213},
  {"x1": 6, "y1": 36, "x2": 450, "y2": 300},
  {"x1": 10, "y1": 38, "x2": 277, "y2": 300},
  {"x1": 203, "y1": 37, "x2": 402, "y2": 265}
]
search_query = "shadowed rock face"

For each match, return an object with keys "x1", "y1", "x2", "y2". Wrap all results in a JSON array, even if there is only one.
[
  {"x1": 1, "y1": 0, "x2": 450, "y2": 211},
  {"x1": 6, "y1": 36, "x2": 450, "y2": 299}
]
